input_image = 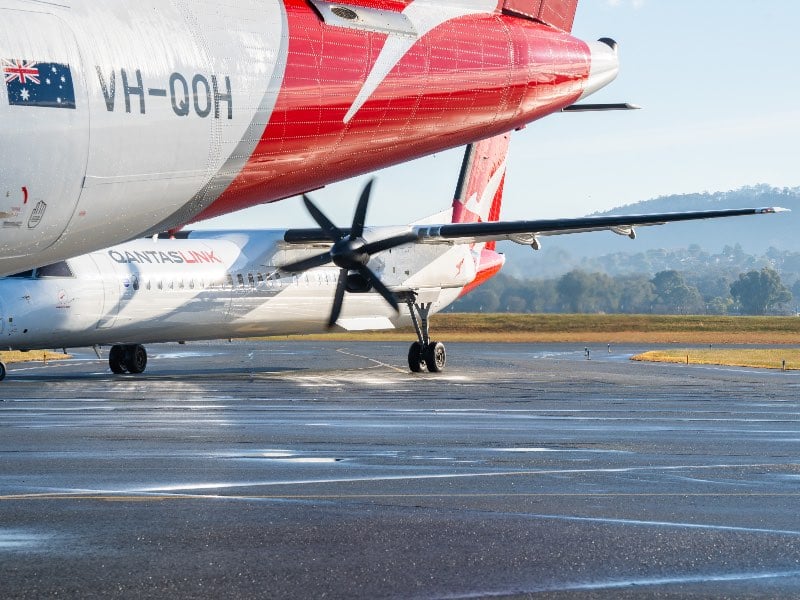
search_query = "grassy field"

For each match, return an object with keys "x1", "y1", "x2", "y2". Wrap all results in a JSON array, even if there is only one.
[
  {"x1": 2, "y1": 314, "x2": 798, "y2": 367},
  {"x1": 277, "y1": 313, "x2": 800, "y2": 344},
  {"x1": 632, "y1": 349, "x2": 800, "y2": 371},
  {"x1": 0, "y1": 350, "x2": 71, "y2": 364}
]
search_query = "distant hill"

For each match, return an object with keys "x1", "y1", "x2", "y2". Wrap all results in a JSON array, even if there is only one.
[{"x1": 501, "y1": 185, "x2": 800, "y2": 279}]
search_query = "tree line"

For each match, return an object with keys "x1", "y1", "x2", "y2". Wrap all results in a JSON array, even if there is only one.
[{"x1": 450, "y1": 267, "x2": 796, "y2": 316}]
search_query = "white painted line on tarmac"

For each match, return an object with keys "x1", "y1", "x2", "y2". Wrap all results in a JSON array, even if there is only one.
[
  {"x1": 505, "y1": 512, "x2": 800, "y2": 536},
  {"x1": 115, "y1": 460, "x2": 800, "y2": 493},
  {"x1": 443, "y1": 570, "x2": 800, "y2": 597}
]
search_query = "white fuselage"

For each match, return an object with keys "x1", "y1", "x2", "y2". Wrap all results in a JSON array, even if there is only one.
[
  {"x1": 0, "y1": 0, "x2": 285, "y2": 274},
  {"x1": 0, "y1": 229, "x2": 474, "y2": 350}
]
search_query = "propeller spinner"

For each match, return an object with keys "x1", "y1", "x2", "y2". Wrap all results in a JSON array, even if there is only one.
[{"x1": 280, "y1": 180, "x2": 417, "y2": 328}]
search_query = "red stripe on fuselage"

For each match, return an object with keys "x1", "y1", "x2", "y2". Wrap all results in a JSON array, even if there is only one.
[
  {"x1": 461, "y1": 249, "x2": 505, "y2": 297},
  {"x1": 195, "y1": 0, "x2": 590, "y2": 221}
]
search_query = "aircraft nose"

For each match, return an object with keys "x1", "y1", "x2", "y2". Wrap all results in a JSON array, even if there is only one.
[{"x1": 579, "y1": 38, "x2": 620, "y2": 100}]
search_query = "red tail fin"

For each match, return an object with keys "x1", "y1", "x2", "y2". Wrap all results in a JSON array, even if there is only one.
[
  {"x1": 452, "y1": 132, "x2": 510, "y2": 297},
  {"x1": 502, "y1": 0, "x2": 579, "y2": 32},
  {"x1": 451, "y1": 132, "x2": 510, "y2": 235}
]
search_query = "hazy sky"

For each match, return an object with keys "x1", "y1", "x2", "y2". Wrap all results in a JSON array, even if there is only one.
[{"x1": 199, "y1": 0, "x2": 800, "y2": 230}]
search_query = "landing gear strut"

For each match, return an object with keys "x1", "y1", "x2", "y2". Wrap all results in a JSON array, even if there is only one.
[
  {"x1": 108, "y1": 344, "x2": 147, "y2": 375},
  {"x1": 405, "y1": 297, "x2": 446, "y2": 373}
]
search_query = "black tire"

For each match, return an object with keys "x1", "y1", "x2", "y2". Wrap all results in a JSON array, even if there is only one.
[
  {"x1": 0, "y1": 361, "x2": 6, "y2": 382},
  {"x1": 109, "y1": 345, "x2": 127, "y2": 374},
  {"x1": 424, "y1": 341, "x2": 446, "y2": 373},
  {"x1": 124, "y1": 345, "x2": 147, "y2": 374},
  {"x1": 408, "y1": 342, "x2": 425, "y2": 373}
]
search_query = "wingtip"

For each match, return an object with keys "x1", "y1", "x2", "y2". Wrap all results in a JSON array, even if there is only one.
[{"x1": 758, "y1": 206, "x2": 791, "y2": 214}]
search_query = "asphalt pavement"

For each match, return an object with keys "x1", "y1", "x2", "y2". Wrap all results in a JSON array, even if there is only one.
[{"x1": 1, "y1": 341, "x2": 800, "y2": 599}]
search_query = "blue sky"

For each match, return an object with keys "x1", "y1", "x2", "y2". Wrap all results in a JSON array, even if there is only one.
[{"x1": 200, "y1": 0, "x2": 800, "y2": 230}]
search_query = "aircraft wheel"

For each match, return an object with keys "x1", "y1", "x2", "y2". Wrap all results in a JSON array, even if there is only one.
[
  {"x1": 408, "y1": 342, "x2": 425, "y2": 373},
  {"x1": 109, "y1": 345, "x2": 127, "y2": 374},
  {"x1": 124, "y1": 344, "x2": 147, "y2": 374},
  {"x1": 0, "y1": 361, "x2": 6, "y2": 381},
  {"x1": 424, "y1": 341, "x2": 446, "y2": 373}
]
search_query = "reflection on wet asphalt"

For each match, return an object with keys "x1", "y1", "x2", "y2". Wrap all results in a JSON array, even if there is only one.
[{"x1": 1, "y1": 341, "x2": 800, "y2": 598}]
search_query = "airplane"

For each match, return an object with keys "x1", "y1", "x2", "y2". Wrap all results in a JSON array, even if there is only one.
[
  {"x1": 0, "y1": 0, "x2": 627, "y2": 277},
  {"x1": 0, "y1": 132, "x2": 787, "y2": 381}
]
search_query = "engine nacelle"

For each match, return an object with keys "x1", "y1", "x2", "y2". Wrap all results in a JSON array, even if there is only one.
[{"x1": 345, "y1": 271, "x2": 372, "y2": 294}]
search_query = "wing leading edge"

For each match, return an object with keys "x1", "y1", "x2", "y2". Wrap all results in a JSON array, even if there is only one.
[
  {"x1": 283, "y1": 207, "x2": 788, "y2": 248},
  {"x1": 412, "y1": 207, "x2": 789, "y2": 248}
]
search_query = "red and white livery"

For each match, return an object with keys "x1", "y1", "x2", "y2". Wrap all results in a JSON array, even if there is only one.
[{"x1": 0, "y1": 0, "x2": 618, "y2": 275}]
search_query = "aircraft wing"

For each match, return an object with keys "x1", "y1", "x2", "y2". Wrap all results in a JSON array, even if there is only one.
[{"x1": 412, "y1": 207, "x2": 789, "y2": 247}]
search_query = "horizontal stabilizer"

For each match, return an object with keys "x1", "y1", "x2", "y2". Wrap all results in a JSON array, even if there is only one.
[{"x1": 562, "y1": 103, "x2": 641, "y2": 112}]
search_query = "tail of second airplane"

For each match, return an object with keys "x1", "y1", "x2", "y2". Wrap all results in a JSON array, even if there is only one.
[
  {"x1": 502, "y1": 0, "x2": 580, "y2": 33},
  {"x1": 451, "y1": 133, "x2": 510, "y2": 295}
]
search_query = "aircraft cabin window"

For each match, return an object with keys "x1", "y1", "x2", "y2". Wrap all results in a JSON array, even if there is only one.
[
  {"x1": 237, "y1": 273, "x2": 245, "y2": 287},
  {"x1": 248, "y1": 273, "x2": 255, "y2": 287},
  {"x1": 226, "y1": 274, "x2": 234, "y2": 288},
  {"x1": 36, "y1": 261, "x2": 74, "y2": 278},
  {"x1": 257, "y1": 273, "x2": 264, "y2": 283}
]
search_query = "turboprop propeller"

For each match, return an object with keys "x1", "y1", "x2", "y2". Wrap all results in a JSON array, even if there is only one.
[{"x1": 280, "y1": 180, "x2": 417, "y2": 328}]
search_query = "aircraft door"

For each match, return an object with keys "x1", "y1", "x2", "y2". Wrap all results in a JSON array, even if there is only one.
[
  {"x1": 87, "y1": 254, "x2": 124, "y2": 330},
  {"x1": 0, "y1": 9, "x2": 89, "y2": 257}
]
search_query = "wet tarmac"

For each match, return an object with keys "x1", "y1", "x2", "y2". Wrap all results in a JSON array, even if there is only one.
[{"x1": 1, "y1": 341, "x2": 800, "y2": 599}]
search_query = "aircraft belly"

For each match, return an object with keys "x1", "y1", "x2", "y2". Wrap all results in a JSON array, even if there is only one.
[
  {"x1": 226, "y1": 285, "x2": 333, "y2": 336},
  {"x1": 87, "y1": 285, "x2": 327, "y2": 344}
]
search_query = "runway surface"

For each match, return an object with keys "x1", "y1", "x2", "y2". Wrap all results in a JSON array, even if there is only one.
[{"x1": 1, "y1": 341, "x2": 800, "y2": 599}]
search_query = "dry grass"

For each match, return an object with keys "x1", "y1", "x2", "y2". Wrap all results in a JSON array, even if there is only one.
[
  {"x1": 0, "y1": 350, "x2": 71, "y2": 364},
  {"x1": 632, "y1": 349, "x2": 800, "y2": 370},
  {"x1": 273, "y1": 314, "x2": 800, "y2": 344},
  {"x1": 2, "y1": 315, "x2": 798, "y2": 363}
]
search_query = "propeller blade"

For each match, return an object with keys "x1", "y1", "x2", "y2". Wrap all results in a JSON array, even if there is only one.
[
  {"x1": 303, "y1": 194, "x2": 342, "y2": 241},
  {"x1": 361, "y1": 232, "x2": 418, "y2": 255},
  {"x1": 358, "y1": 265, "x2": 399, "y2": 312},
  {"x1": 293, "y1": 180, "x2": 401, "y2": 323},
  {"x1": 280, "y1": 251, "x2": 332, "y2": 273},
  {"x1": 328, "y1": 268, "x2": 348, "y2": 328},
  {"x1": 351, "y1": 179, "x2": 373, "y2": 239}
]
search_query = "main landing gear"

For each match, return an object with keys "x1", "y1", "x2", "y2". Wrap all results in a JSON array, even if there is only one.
[
  {"x1": 108, "y1": 344, "x2": 147, "y2": 375},
  {"x1": 405, "y1": 298, "x2": 446, "y2": 373},
  {"x1": 0, "y1": 361, "x2": 6, "y2": 382}
]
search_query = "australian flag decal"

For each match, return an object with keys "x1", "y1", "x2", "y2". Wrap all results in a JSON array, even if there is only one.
[{"x1": 3, "y1": 59, "x2": 76, "y2": 109}]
